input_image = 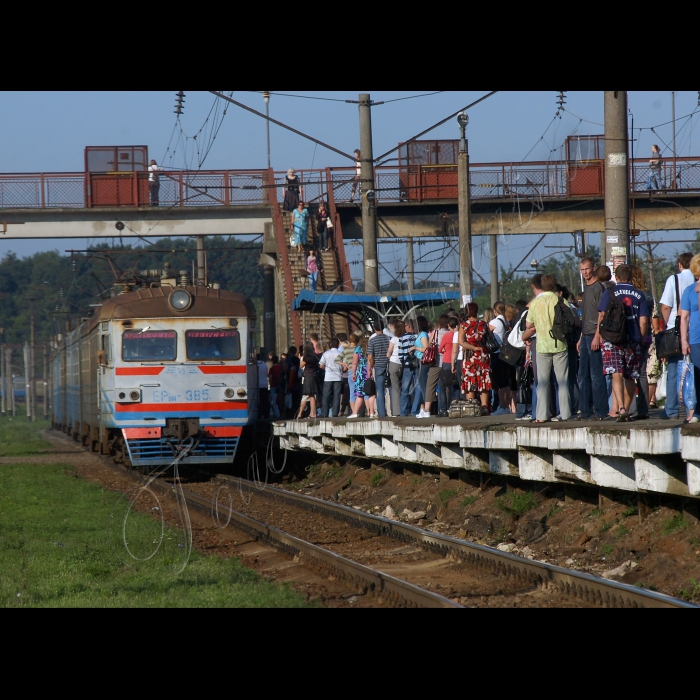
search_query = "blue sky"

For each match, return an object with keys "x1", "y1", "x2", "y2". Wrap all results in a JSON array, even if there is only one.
[{"x1": 1, "y1": 90, "x2": 698, "y2": 288}]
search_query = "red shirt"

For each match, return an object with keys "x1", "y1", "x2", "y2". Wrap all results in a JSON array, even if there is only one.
[{"x1": 439, "y1": 331, "x2": 454, "y2": 365}]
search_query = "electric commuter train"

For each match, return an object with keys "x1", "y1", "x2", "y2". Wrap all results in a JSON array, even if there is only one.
[{"x1": 52, "y1": 276, "x2": 258, "y2": 469}]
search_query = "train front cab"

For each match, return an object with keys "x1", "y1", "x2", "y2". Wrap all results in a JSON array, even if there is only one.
[{"x1": 100, "y1": 309, "x2": 256, "y2": 469}]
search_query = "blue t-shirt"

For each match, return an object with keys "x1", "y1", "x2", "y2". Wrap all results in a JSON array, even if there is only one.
[
  {"x1": 414, "y1": 331, "x2": 428, "y2": 360},
  {"x1": 681, "y1": 282, "x2": 700, "y2": 345},
  {"x1": 597, "y1": 282, "x2": 650, "y2": 343}
]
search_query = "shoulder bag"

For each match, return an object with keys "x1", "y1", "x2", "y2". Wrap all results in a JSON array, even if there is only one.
[
  {"x1": 421, "y1": 330, "x2": 439, "y2": 365},
  {"x1": 655, "y1": 275, "x2": 682, "y2": 359}
]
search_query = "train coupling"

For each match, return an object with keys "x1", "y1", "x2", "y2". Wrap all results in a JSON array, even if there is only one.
[{"x1": 162, "y1": 417, "x2": 201, "y2": 441}]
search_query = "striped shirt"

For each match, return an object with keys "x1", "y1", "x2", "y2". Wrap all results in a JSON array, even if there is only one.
[
  {"x1": 398, "y1": 332, "x2": 417, "y2": 365},
  {"x1": 368, "y1": 333, "x2": 392, "y2": 371}
]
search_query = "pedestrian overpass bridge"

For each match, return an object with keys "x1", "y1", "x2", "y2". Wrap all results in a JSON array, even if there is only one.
[{"x1": 1, "y1": 157, "x2": 699, "y2": 349}]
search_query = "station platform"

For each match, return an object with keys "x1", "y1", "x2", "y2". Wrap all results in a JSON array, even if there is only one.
[{"x1": 273, "y1": 414, "x2": 700, "y2": 499}]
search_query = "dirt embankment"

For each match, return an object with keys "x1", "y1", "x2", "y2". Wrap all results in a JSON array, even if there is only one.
[{"x1": 281, "y1": 457, "x2": 700, "y2": 603}]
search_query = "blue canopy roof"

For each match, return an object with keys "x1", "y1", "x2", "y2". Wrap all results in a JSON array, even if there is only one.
[{"x1": 292, "y1": 288, "x2": 460, "y2": 315}]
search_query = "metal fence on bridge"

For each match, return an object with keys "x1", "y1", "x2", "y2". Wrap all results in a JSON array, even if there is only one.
[{"x1": 1, "y1": 158, "x2": 700, "y2": 209}]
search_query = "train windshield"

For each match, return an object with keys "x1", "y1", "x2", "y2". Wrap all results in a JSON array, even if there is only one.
[
  {"x1": 186, "y1": 330, "x2": 241, "y2": 360},
  {"x1": 122, "y1": 330, "x2": 177, "y2": 361}
]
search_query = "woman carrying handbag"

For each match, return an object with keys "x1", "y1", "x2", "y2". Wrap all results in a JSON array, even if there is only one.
[{"x1": 416, "y1": 318, "x2": 441, "y2": 418}]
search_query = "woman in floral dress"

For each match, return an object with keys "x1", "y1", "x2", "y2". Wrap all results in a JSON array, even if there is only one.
[
  {"x1": 348, "y1": 333, "x2": 375, "y2": 418},
  {"x1": 457, "y1": 302, "x2": 492, "y2": 416}
]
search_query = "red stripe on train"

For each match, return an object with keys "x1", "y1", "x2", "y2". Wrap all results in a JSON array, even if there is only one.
[
  {"x1": 115, "y1": 401, "x2": 248, "y2": 412},
  {"x1": 123, "y1": 427, "x2": 163, "y2": 439},
  {"x1": 197, "y1": 366, "x2": 247, "y2": 374},
  {"x1": 116, "y1": 367, "x2": 165, "y2": 375},
  {"x1": 202, "y1": 426, "x2": 243, "y2": 437}
]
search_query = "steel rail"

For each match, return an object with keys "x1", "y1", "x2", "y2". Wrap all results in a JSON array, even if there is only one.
[
  {"x1": 118, "y1": 465, "x2": 460, "y2": 608},
  {"x1": 217, "y1": 476, "x2": 695, "y2": 609}
]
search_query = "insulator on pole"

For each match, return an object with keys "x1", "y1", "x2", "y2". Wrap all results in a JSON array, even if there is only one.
[{"x1": 174, "y1": 91, "x2": 185, "y2": 115}]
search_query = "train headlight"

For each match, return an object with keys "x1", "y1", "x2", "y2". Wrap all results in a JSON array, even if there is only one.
[
  {"x1": 237, "y1": 389, "x2": 247, "y2": 397},
  {"x1": 224, "y1": 388, "x2": 235, "y2": 398},
  {"x1": 117, "y1": 389, "x2": 141, "y2": 403},
  {"x1": 129, "y1": 390, "x2": 140, "y2": 401},
  {"x1": 169, "y1": 289, "x2": 192, "y2": 311}
]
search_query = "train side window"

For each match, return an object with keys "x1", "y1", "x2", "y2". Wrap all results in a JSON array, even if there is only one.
[
  {"x1": 122, "y1": 330, "x2": 177, "y2": 361},
  {"x1": 185, "y1": 330, "x2": 241, "y2": 360}
]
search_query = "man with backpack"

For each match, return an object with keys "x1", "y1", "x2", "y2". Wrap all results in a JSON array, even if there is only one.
[
  {"x1": 596, "y1": 264, "x2": 650, "y2": 422},
  {"x1": 521, "y1": 274, "x2": 572, "y2": 422}
]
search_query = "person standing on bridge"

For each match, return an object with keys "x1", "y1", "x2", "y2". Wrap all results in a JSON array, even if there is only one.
[
  {"x1": 283, "y1": 168, "x2": 301, "y2": 211},
  {"x1": 647, "y1": 144, "x2": 662, "y2": 192},
  {"x1": 148, "y1": 159, "x2": 162, "y2": 206},
  {"x1": 292, "y1": 201, "x2": 309, "y2": 252},
  {"x1": 317, "y1": 204, "x2": 330, "y2": 251},
  {"x1": 350, "y1": 149, "x2": 361, "y2": 202}
]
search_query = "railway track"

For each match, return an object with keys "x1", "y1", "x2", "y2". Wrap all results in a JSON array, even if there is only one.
[
  {"x1": 114, "y1": 464, "x2": 461, "y2": 608},
  {"x1": 214, "y1": 475, "x2": 696, "y2": 609}
]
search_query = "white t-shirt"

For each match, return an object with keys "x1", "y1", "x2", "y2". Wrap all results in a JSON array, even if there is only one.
[
  {"x1": 320, "y1": 348, "x2": 342, "y2": 382},
  {"x1": 388, "y1": 337, "x2": 401, "y2": 364},
  {"x1": 489, "y1": 315, "x2": 507, "y2": 354},
  {"x1": 148, "y1": 164, "x2": 161, "y2": 182},
  {"x1": 660, "y1": 268, "x2": 695, "y2": 329},
  {"x1": 453, "y1": 330, "x2": 462, "y2": 361}
]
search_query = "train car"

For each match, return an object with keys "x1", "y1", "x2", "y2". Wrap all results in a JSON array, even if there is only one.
[{"x1": 52, "y1": 279, "x2": 258, "y2": 469}]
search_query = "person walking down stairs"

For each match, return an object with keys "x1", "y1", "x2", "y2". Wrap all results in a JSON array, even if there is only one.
[
  {"x1": 307, "y1": 250, "x2": 319, "y2": 292},
  {"x1": 283, "y1": 168, "x2": 301, "y2": 211},
  {"x1": 292, "y1": 201, "x2": 309, "y2": 253}
]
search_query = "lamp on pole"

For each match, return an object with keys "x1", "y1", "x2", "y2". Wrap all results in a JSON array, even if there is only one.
[
  {"x1": 263, "y1": 91, "x2": 271, "y2": 169},
  {"x1": 457, "y1": 112, "x2": 473, "y2": 305}
]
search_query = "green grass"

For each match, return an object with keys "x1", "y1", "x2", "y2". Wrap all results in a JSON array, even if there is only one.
[
  {"x1": 0, "y1": 460, "x2": 312, "y2": 608},
  {"x1": 370, "y1": 472, "x2": 385, "y2": 487},
  {"x1": 678, "y1": 579, "x2": 700, "y2": 602},
  {"x1": 460, "y1": 495, "x2": 478, "y2": 508},
  {"x1": 621, "y1": 505, "x2": 638, "y2": 518},
  {"x1": 599, "y1": 520, "x2": 614, "y2": 534},
  {"x1": 0, "y1": 407, "x2": 52, "y2": 456},
  {"x1": 616, "y1": 525, "x2": 630, "y2": 539},
  {"x1": 586, "y1": 508, "x2": 603, "y2": 519},
  {"x1": 599, "y1": 544, "x2": 614, "y2": 557},
  {"x1": 438, "y1": 488, "x2": 459, "y2": 507},
  {"x1": 662, "y1": 513, "x2": 691, "y2": 537},
  {"x1": 496, "y1": 490, "x2": 538, "y2": 517}
]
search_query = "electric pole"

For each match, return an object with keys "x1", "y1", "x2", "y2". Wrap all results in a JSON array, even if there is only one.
[
  {"x1": 263, "y1": 91, "x2": 271, "y2": 169},
  {"x1": 1, "y1": 345, "x2": 5, "y2": 416},
  {"x1": 490, "y1": 235, "x2": 499, "y2": 306},
  {"x1": 358, "y1": 94, "x2": 378, "y2": 293},
  {"x1": 457, "y1": 112, "x2": 473, "y2": 304},
  {"x1": 603, "y1": 91, "x2": 630, "y2": 273},
  {"x1": 407, "y1": 239, "x2": 414, "y2": 293}
]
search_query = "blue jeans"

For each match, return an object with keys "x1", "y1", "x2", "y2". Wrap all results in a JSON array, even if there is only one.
[
  {"x1": 578, "y1": 334, "x2": 608, "y2": 418},
  {"x1": 665, "y1": 354, "x2": 683, "y2": 417},
  {"x1": 412, "y1": 364, "x2": 429, "y2": 414},
  {"x1": 400, "y1": 366, "x2": 417, "y2": 416},
  {"x1": 647, "y1": 172, "x2": 661, "y2": 190},
  {"x1": 375, "y1": 366, "x2": 388, "y2": 417},
  {"x1": 308, "y1": 271, "x2": 318, "y2": 291}
]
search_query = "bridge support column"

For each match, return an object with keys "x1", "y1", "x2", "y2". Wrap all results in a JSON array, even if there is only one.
[
  {"x1": 603, "y1": 91, "x2": 630, "y2": 271},
  {"x1": 407, "y1": 239, "x2": 414, "y2": 293}
]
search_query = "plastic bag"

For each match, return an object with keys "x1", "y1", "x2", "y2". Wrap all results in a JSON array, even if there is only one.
[
  {"x1": 656, "y1": 364, "x2": 668, "y2": 401},
  {"x1": 678, "y1": 356, "x2": 697, "y2": 411}
]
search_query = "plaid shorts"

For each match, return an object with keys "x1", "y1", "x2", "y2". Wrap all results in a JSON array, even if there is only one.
[{"x1": 602, "y1": 341, "x2": 643, "y2": 379}]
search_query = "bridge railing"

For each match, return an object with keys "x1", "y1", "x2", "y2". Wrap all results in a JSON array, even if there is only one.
[{"x1": 2, "y1": 157, "x2": 700, "y2": 209}]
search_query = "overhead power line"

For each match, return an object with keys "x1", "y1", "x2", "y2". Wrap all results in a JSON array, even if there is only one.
[{"x1": 209, "y1": 91, "x2": 356, "y2": 162}]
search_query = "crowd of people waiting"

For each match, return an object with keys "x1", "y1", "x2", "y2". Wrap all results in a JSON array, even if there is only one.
[{"x1": 254, "y1": 251, "x2": 700, "y2": 424}]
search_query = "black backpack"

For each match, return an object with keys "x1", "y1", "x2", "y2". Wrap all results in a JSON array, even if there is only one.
[
  {"x1": 599, "y1": 293, "x2": 628, "y2": 344},
  {"x1": 550, "y1": 298, "x2": 578, "y2": 349}
]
